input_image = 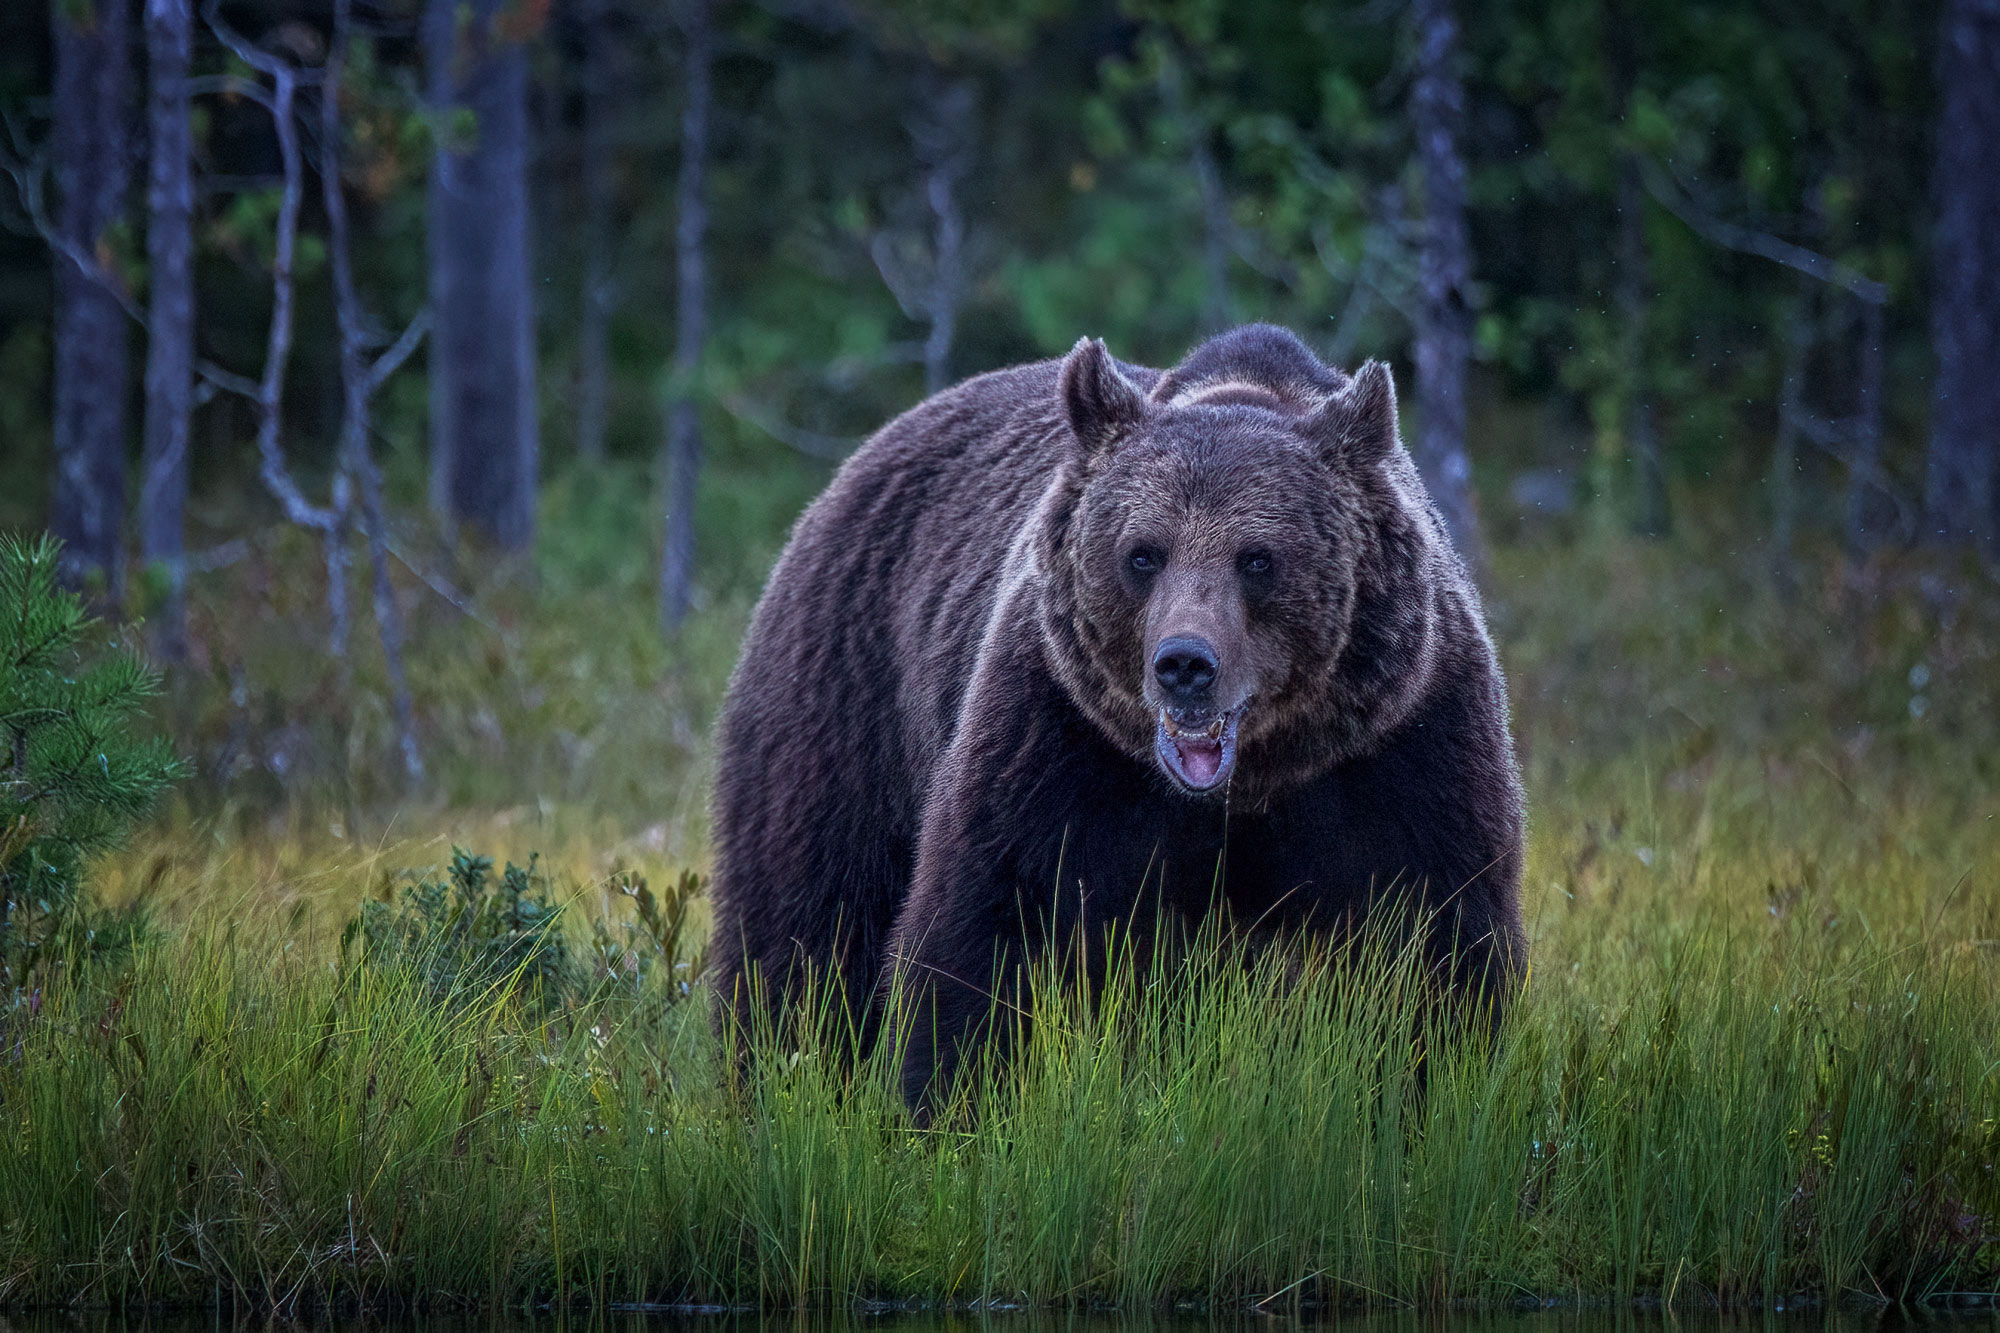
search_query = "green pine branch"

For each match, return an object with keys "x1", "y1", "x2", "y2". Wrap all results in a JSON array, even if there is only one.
[{"x1": 1, "y1": 534, "x2": 187, "y2": 983}]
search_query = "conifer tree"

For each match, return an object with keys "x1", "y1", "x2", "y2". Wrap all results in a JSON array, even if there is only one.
[{"x1": 1, "y1": 535, "x2": 185, "y2": 980}]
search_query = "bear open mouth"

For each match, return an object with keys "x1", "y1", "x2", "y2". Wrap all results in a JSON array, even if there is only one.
[{"x1": 1154, "y1": 707, "x2": 1241, "y2": 793}]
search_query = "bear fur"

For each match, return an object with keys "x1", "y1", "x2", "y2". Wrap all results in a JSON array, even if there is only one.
[{"x1": 708, "y1": 324, "x2": 1525, "y2": 1106}]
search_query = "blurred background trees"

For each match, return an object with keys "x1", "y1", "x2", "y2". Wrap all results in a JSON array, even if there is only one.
[
  {"x1": 46, "y1": 0, "x2": 132, "y2": 597},
  {"x1": 0, "y1": 0, "x2": 1991, "y2": 808},
  {"x1": 426, "y1": 0, "x2": 538, "y2": 550},
  {"x1": 1927, "y1": 0, "x2": 2000, "y2": 561}
]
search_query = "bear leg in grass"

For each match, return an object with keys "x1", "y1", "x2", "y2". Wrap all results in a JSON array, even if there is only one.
[{"x1": 708, "y1": 324, "x2": 1525, "y2": 1107}]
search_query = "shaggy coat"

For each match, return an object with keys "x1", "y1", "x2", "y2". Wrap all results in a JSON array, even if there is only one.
[{"x1": 709, "y1": 324, "x2": 1525, "y2": 1106}]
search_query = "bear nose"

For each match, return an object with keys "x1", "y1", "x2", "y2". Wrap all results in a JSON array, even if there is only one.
[{"x1": 1153, "y1": 635, "x2": 1219, "y2": 704}]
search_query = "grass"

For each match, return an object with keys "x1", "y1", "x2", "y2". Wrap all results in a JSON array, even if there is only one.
[
  {"x1": 2, "y1": 510, "x2": 1998, "y2": 1314},
  {"x1": 1, "y1": 840, "x2": 1994, "y2": 1312}
]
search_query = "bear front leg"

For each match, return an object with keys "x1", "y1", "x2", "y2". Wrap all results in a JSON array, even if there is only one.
[
  {"x1": 877, "y1": 673, "x2": 1103, "y2": 1113},
  {"x1": 880, "y1": 878, "x2": 1032, "y2": 1116},
  {"x1": 880, "y1": 617, "x2": 1176, "y2": 1113},
  {"x1": 881, "y1": 786, "x2": 1157, "y2": 1113}
]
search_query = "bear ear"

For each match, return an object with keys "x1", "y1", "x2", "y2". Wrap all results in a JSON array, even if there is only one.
[
  {"x1": 1059, "y1": 336, "x2": 1147, "y2": 457},
  {"x1": 1302, "y1": 359, "x2": 1400, "y2": 469}
]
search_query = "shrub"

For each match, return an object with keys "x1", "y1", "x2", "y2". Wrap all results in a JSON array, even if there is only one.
[
  {"x1": 586, "y1": 864, "x2": 706, "y2": 1000},
  {"x1": 345, "y1": 848, "x2": 707, "y2": 1013},
  {"x1": 0, "y1": 534, "x2": 184, "y2": 990},
  {"x1": 347, "y1": 848, "x2": 577, "y2": 1010}
]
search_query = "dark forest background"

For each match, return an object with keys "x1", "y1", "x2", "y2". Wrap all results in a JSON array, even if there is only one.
[{"x1": 0, "y1": 0, "x2": 1996, "y2": 822}]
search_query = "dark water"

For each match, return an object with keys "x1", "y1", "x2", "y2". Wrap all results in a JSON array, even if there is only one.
[{"x1": 5, "y1": 1309, "x2": 1999, "y2": 1333}]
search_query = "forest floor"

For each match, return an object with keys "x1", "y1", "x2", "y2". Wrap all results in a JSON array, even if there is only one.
[{"x1": 2, "y1": 508, "x2": 1998, "y2": 1313}]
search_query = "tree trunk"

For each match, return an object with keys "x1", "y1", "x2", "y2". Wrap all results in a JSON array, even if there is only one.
[
  {"x1": 140, "y1": 0, "x2": 192, "y2": 657},
  {"x1": 51, "y1": 0, "x2": 133, "y2": 598},
  {"x1": 659, "y1": 0, "x2": 710, "y2": 632},
  {"x1": 575, "y1": 0, "x2": 615, "y2": 464},
  {"x1": 326, "y1": 0, "x2": 424, "y2": 785},
  {"x1": 1924, "y1": 0, "x2": 2000, "y2": 558},
  {"x1": 1410, "y1": 0, "x2": 1482, "y2": 566},
  {"x1": 426, "y1": 0, "x2": 539, "y2": 550},
  {"x1": 912, "y1": 72, "x2": 972, "y2": 397}
]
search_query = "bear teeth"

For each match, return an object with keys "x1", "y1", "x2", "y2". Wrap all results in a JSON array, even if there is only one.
[{"x1": 1158, "y1": 709, "x2": 1233, "y2": 742}]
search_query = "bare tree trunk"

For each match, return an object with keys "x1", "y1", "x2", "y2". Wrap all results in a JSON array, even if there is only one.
[
  {"x1": 659, "y1": 0, "x2": 710, "y2": 632},
  {"x1": 1410, "y1": 0, "x2": 1482, "y2": 566},
  {"x1": 1616, "y1": 158, "x2": 1670, "y2": 538},
  {"x1": 574, "y1": 0, "x2": 615, "y2": 464},
  {"x1": 325, "y1": 0, "x2": 424, "y2": 785},
  {"x1": 201, "y1": 6, "x2": 369, "y2": 662},
  {"x1": 140, "y1": 0, "x2": 192, "y2": 657},
  {"x1": 51, "y1": 0, "x2": 133, "y2": 598},
  {"x1": 1925, "y1": 0, "x2": 2000, "y2": 559},
  {"x1": 426, "y1": 0, "x2": 539, "y2": 550},
  {"x1": 911, "y1": 73, "x2": 972, "y2": 396}
]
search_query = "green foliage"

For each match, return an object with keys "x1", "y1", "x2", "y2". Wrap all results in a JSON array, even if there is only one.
[
  {"x1": 585, "y1": 864, "x2": 706, "y2": 1002},
  {"x1": 348, "y1": 848, "x2": 576, "y2": 1011},
  {"x1": 346, "y1": 846, "x2": 707, "y2": 1014},
  {"x1": 0, "y1": 0, "x2": 1955, "y2": 561},
  {"x1": 0, "y1": 879, "x2": 1994, "y2": 1308},
  {"x1": 0, "y1": 534, "x2": 183, "y2": 986}
]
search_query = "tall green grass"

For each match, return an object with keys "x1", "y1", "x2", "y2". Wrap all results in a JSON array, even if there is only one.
[
  {"x1": 3, "y1": 874, "x2": 1994, "y2": 1312},
  {"x1": 5, "y1": 529, "x2": 1998, "y2": 1313}
]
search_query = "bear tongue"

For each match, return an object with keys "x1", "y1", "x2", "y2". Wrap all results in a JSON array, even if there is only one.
[{"x1": 1176, "y1": 735, "x2": 1224, "y2": 787}]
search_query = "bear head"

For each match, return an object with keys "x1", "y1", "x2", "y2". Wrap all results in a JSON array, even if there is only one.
[{"x1": 1037, "y1": 326, "x2": 1452, "y2": 800}]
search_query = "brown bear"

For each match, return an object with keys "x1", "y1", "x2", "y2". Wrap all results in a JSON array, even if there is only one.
[{"x1": 708, "y1": 324, "x2": 1525, "y2": 1108}]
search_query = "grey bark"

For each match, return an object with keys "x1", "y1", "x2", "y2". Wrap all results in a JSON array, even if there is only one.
[
  {"x1": 325, "y1": 0, "x2": 424, "y2": 784},
  {"x1": 575, "y1": 0, "x2": 615, "y2": 464},
  {"x1": 1409, "y1": 0, "x2": 1482, "y2": 565},
  {"x1": 51, "y1": 0, "x2": 134, "y2": 598},
  {"x1": 911, "y1": 74, "x2": 972, "y2": 397},
  {"x1": 1642, "y1": 161, "x2": 1887, "y2": 304},
  {"x1": 141, "y1": 0, "x2": 193, "y2": 656},
  {"x1": 1925, "y1": 0, "x2": 2000, "y2": 557},
  {"x1": 426, "y1": 0, "x2": 539, "y2": 550},
  {"x1": 200, "y1": 5, "x2": 357, "y2": 657},
  {"x1": 659, "y1": 0, "x2": 710, "y2": 632}
]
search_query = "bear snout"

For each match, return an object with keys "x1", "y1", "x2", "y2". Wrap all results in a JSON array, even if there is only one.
[{"x1": 1152, "y1": 634, "x2": 1219, "y2": 706}]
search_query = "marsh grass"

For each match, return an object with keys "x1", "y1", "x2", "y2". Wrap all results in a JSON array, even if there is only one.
[
  {"x1": 2, "y1": 856, "x2": 1994, "y2": 1313},
  {"x1": 3, "y1": 527, "x2": 1999, "y2": 1314}
]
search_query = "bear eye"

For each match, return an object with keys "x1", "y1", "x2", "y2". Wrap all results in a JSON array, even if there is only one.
[
  {"x1": 1128, "y1": 549, "x2": 1163, "y2": 575},
  {"x1": 1240, "y1": 551, "x2": 1274, "y2": 576}
]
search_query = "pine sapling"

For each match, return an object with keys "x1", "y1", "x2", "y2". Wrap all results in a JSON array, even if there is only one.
[{"x1": 1, "y1": 534, "x2": 185, "y2": 986}]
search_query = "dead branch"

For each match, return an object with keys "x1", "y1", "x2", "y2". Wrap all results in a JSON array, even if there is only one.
[
  {"x1": 1640, "y1": 160, "x2": 1888, "y2": 305},
  {"x1": 717, "y1": 393, "x2": 860, "y2": 460},
  {"x1": 366, "y1": 307, "x2": 430, "y2": 393},
  {"x1": 324, "y1": 0, "x2": 423, "y2": 782}
]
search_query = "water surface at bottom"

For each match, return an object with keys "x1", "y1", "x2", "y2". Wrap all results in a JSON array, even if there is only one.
[{"x1": 5, "y1": 1308, "x2": 1998, "y2": 1333}]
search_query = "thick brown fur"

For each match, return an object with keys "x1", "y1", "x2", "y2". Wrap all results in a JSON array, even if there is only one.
[{"x1": 708, "y1": 324, "x2": 1525, "y2": 1107}]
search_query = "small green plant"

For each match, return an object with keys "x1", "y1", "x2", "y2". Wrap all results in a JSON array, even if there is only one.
[
  {"x1": 348, "y1": 847, "x2": 577, "y2": 1010},
  {"x1": 587, "y1": 864, "x2": 706, "y2": 999},
  {"x1": 1, "y1": 534, "x2": 184, "y2": 988},
  {"x1": 348, "y1": 849, "x2": 708, "y2": 1014}
]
